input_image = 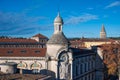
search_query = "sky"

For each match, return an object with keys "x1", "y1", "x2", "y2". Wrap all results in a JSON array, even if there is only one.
[{"x1": 0, "y1": 0, "x2": 120, "y2": 38}]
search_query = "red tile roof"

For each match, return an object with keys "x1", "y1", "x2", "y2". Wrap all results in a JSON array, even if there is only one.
[
  {"x1": 33, "y1": 33, "x2": 48, "y2": 39},
  {"x1": 0, "y1": 38, "x2": 37, "y2": 43},
  {"x1": 0, "y1": 48, "x2": 46, "y2": 57},
  {"x1": 70, "y1": 39, "x2": 114, "y2": 42}
]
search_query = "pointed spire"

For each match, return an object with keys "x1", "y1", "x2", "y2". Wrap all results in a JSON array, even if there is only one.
[
  {"x1": 100, "y1": 24, "x2": 107, "y2": 39},
  {"x1": 101, "y1": 24, "x2": 106, "y2": 32},
  {"x1": 54, "y1": 12, "x2": 63, "y2": 24},
  {"x1": 57, "y1": 11, "x2": 60, "y2": 17},
  {"x1": 57, "y1": 0, "x2": 60, "y2": 16}
]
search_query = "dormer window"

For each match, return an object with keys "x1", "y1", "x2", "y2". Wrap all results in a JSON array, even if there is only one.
[
  {"x1": 7, "y1": 51, "x2": 13, "y2": 54},
  {"x1": 21, "y1": 50, "x2": 26, "y2": 53},
  {"x1": 35, "y1": 50, "x2": 40, "y2": 53}
]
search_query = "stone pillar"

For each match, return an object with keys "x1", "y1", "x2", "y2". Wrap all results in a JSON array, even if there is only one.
[
  {"x1": 45, "y1": 59, "x2": 48, "y2": 75},
  {"x1": 70, "y1": 59, "x2": 73, "y2": 80},
  {"x1": 20, "y1": 69, "x2": 23, "y2": 74},
  {"x1": 55, "y1": 61, "x2": 59, "y2": 79}
]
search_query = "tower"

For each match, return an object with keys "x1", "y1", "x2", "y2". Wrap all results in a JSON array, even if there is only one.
[
  {"x1": 46, "y1": 12, "x2": 69, "y2": 57},
  {"x1": 100, "y1": 24, "x2": 106, "y2": 39},
  {"x1": 46, "y1": 12, "x2": 72, "y2": 79}
]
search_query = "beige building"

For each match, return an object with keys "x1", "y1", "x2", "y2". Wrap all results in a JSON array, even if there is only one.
[
  {"x1": 84, "y1": 39, "x2": 112, "y2": 48},
  {"x1": 70, "y1": 38, "x2": 113, "y2": 49},
  {"x1": 70, "y1": 24, "x2": 113, "y2": 49}
]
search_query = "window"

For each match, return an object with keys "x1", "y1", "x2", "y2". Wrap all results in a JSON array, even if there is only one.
[
  {"x1": 17, "y1": 63, "x2": 26, "y2": 68},
  {"x1": 6, "y1": 69, "x2": 8, "y2": 72},
  {"x1": 31, "y1": 63, "x2": 40, "y2": 70},
  {"x1": 21, "y1": 50, "x2": 26, "y2": 53},
  {"x1": 35, "y1": 50, "x2": 40, "y2": 53},
  {"x1": 76, "y1": 65, "x2": 78, "y2": 76},
  {"x1": 59, "y1": 25, "x2": 61, "y2": 31},
  {"x1": 88, "y1": 62, "x2": 90, "y2": 70},
  {"x1": 7, "y1": 51, "x2": 13, "y2": 54},
  {"x1": 85, "y1": 76, "x2": 87, "y2": 80},
  {"x1": 80, "y1": 64, "x2": 82, "y2": 74},
  {"x1": 85, "y1": 63, "x2": 87, "y2": 72},
  {"x1": 92, "y1": 73, "x2": 94, "y2": 80},
  {"x1": 32, "y1": 69, "x2": 39, "y2": 74}
]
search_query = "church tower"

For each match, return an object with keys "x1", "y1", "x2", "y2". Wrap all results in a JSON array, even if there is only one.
[
  {"x1": 100, "y1": 24, "x2": 106, "y2": 39},
  {"x1": 46, "y1": 12, "x2": 69, "y2": 57},
  {"x1": 46, "y1": 12, "x2": 72, "y2": 79}
]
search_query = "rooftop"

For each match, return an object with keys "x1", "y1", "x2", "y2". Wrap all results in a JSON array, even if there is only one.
[
  {"x1": 47, "y1": 32, "x2": 69, "y2": 45},
  {"x1": 0, "y1": 48, "x2": 46, "y2": 57},
  {"x1": 32, "y1": 33, "x2": 48, "y2": 39},
  {"x1": 0, "y1": 38, "x2": 37, "y2": 43},
  {"x1": 70, "y1": 38, "x2": 114, "y2": 42},
  {"x1": 71, "y1": 48, "x2": 95, "y2": 56}
]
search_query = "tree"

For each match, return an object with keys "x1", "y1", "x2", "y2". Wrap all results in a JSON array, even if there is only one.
[{"x1": 102, "y1": 41, "x2": 120, "y2": 79}]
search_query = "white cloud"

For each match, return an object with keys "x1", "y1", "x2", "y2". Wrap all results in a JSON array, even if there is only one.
[
  {"x1": 0, "y1": 12, "x2": 50, "y2": 36},
  {"x1": 65, "y1": 14, "x2": 98, "y2": 25},
  {"x1": 105, "y1": 1, "x2": 120, "y2": 9}
]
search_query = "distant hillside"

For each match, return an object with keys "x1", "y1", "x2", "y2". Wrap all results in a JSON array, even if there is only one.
[
  {"x1": 68, "y1": 37, "x2": 120, "y2": 41},
  {"x1": 109, "y1": 37, "x2": 120, "y2": 40}
]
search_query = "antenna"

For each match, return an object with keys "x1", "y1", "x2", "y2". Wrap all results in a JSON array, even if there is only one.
[{"x1": 57, "y1": 0, "x2": 60, "y2": 14}]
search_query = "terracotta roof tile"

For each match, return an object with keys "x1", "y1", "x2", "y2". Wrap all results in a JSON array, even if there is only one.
[
  {"x1": 0, "y1": 48, "x2": 46, "y2": 57},
  {"x1": 0, "y1": 38, "x2": 37, "y2": 43},
  {"x1": 33, "y1": 33, "x2": 48, "y2": 39}
]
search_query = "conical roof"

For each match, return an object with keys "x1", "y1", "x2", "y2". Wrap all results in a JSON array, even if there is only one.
[
  {"x1": 54, "y1": 12, "x2": 63, "y2": 24},
  {"x1": 47, "y1": 12, "x2": 69, "y2": 45},
  {"x1": 47, "y1": 32, "x2": 69, "y2": 45},
  {"x1": 101, "y1": 24, "x2": 106, "y2": 32}
]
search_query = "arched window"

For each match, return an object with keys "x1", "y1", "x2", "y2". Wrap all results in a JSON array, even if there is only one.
[
  {"x1": 6, "y1": 69, "x2": 8, "y2": 73},
  {"x1": 17, "y1": 62, "x2": 27, "y2": 69},
  {"x1": 31, "y1": 62, "x2": 41, "y2": 70},
  {"x1": 59, "y1": 25, "x2": 61, "y2": 31},
  {"x1": 31, "y1": 62, "x2": 41, "y2": 74}
]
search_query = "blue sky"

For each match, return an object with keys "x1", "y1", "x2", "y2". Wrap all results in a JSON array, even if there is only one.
[{"x1": 0, "y1": 0, "x2": 120, "y2": 38}]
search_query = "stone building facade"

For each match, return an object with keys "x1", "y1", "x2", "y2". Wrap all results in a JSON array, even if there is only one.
[
  {"x1": 0, "y1": 12, "x2": 98, "y2": 80},
  {"x1": 45, "y1": 12, "x2": 96, "y2": 80}
]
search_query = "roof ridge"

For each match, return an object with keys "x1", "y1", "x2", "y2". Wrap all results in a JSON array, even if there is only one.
[{"x1": 33, "y1": 33, "x2": 48, "y2": 38}]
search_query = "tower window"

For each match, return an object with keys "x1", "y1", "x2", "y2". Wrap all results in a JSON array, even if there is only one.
[{"x1": 59, "y1": 25, "x2": 61, "y2": 31}]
